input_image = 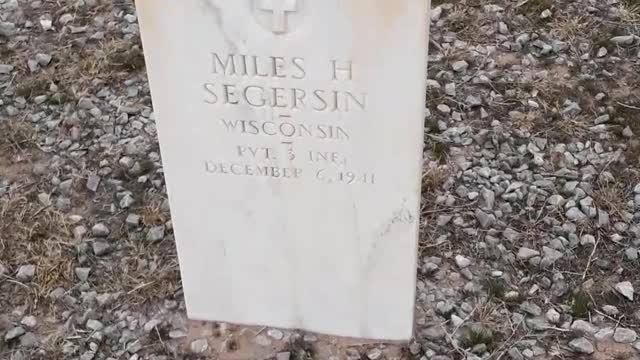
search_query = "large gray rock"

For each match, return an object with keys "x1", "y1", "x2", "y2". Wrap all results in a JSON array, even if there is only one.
[
  {"x1": 569, "y1": 337, "x2": 594, "y2": 354},
  {"x1": 146, "y1": 225, "x2": 165, "y2": 242},
  {"x1": 615, "y1": 281, "x2": 634, "y2": 301},
  {"x1": 0, "y1": 64, "x2": 14, "y2": 74},
  {"x1": 452, "y1": 60, "x2": 469, "y2": 72},
  {"x1": 610, "y1": 35, "x2": 637, "y2": 46},
  {"x1": 190, "y1": 339, "x2": 209, "y2": 353},
  {"x1": 455, "y1": 255, "x2": 471, "y2": 269},
  {"x1": 19, "y1": 332, "x2": 38, "y2": 347},
  {"x1": 92, "y1": 241, "x2": 112, "y2": 256},
  {"x1": 475, "y1": 209, "x2": 495, "y2": 228},
  {"x1": 518, "y1": 247, "x2": 540, "y2": 260},
  {"x1": 16, "y1": 265, "x2": 36, "y2": 282},
  {"x1": 421, "y1": 326, "x2": 446, "y2": 341},
  {"x1": 540, "y1": 247, "x2": 563, "y2": 267},
  {"x1": 4, "y1": 327, "x2": 25, "y2": 341},
  {"x1": 614, "y1": 328, "x2": 637, "y2": 343},
  {"x1": 566, "y1": 207, "x2": 587, "y2": 222},
  {"x1": 520, "y1": 301, "x2": 542, "y2": 316},
  {"x1": 91, "y1": 223, "x2": 110, "y2": 237},
  {"x1": 503, "y1": 228, "x2": 521, "y2": 242},
  {"x1": 571, "y1": 320, "x2": 598, "y2": 335}
]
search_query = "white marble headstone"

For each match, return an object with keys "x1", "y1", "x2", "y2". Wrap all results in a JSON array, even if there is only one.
[{"x1": 135, "y1": 0, "x2": 429, "y2": 340}]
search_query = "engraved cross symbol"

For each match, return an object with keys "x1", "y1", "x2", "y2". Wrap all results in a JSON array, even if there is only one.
[{"x1": 258, "y1": 0, "x2": 298, "y2": 34}]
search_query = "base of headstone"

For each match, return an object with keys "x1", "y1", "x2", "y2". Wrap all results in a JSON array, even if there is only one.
[{"x1": 181, "y1": 320, "x2": 409, "y2": 359}]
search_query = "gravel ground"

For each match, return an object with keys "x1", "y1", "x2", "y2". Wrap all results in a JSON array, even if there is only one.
[{"x1": 2, "y1": 0, "x2": 640, "y2": 359}]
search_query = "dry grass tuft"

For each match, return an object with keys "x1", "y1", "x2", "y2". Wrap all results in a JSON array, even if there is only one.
[
  {"x1": 549, "y1": 15, "x2": 590, "y2": 43},
  {"x1": 141, "y1": 194, "x2": 170, "y2": 227},
  {"x1": 0, "y1": 186, "x2": 75, "y2": 304},
  {"x1": 459, "y1": 324, "x2": 496, "y2": 352},
  {"x1": 14, "y1": 76, "x2": 50, "y2": 100},
  {"x1": 571, "y1": 290, "x2": 593, "y2": 319},
  {"x1": 95, "y1": 242, "x2": 181, "y2": 307},
  {"x1": 106, "y1": 43, "x2": 146, "y2": 72},
  {"x1": 517, "y1": 0, "x2": 553, "y2": 15},
  {"x1": 93, "y1": 193, "x2": 180, "y2": 307},
  {"x1": 0, "y1": 120, "x2": 39, "y2": 153},
  {"x1": 6, "y1": 35, "x2": 146, "y2": 104},
  {"x1": 422, "y1": 163, "x2": 452, "y2": 196},
  {"x1": 593, "y1": 184, "x2": 629, "y2": 220},
  {"x1": 619, "y1": 1, "x2": 640, "y2": 23}
]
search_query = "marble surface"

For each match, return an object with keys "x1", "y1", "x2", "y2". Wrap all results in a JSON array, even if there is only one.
[{"x1": 136, "y1": 0, "x2": 428, "y2": 340}]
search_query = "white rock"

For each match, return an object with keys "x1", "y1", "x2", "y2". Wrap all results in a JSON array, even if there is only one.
[
  {"x1": 78, "y1": 97, "x2": 95, "y2": 110},
  {"x1": 75, "y1": 268, "x2": 91, "y2": 282},
  {"x1": 92, "y1": 241, "x2": 111, "y2": 256},
  {"x1": 498, "y1": 21, "x2": 509, "y2": 34},
  {"x1": 451, "y1": 314, "x2": 464, "y2": 327},
  {"x1": 546, "y1": 309, "x2": 560, "y2": 324},
  {"x1": 610, "y1": 35, "x2": 636, "y2": 46},
  {"x1": 615, "y1": 281, "x2": 634, "y2": 301},
  {"x1": 169, "y1": 330, "x2": 187, "y2": 339},
  {"x1": 426, "y1": 79, "x2": 441, "y2": 89},
  {"x1": 19, "y1": 332, "x2": 38, "y2": 347},
  {"x1": 0, "y1": 64, "x2": 14, "y2": 74},
  {"x1": 451, "y1": 60, "x2": 469, "y2": 72},
  {"x1": 4, "y1": 327, "x2": 25, "y2": 341},
  {"x1": 119, "y1": 193, "x2": 134, "y2": 208},
  {"x1": 475, "y1": 209, "x2": 495, "y2": 228},
  {"x1": 571, "y1": 320, "x2": 598, "y2": 335},
  {"x1": 595, "y1": 328, "x2": 614, "y2": 340},
  {"x1": 146, "y1": 225, "x2": 165, "y2": 242},
  {"x1": 190, "y1": 339, "x2": 209, "y2": 353},
  {"x1": 444, "y1": 83, "x2": 456, "y2": 96},
  {"x1": 569, "y1": 337, "x2": 594, "y2": 354},
  {"x1": 437, "y1": 104, "x2": 451, "y2": 114},
  {"x1": 455, "y1": 255, "x2": 471, "y2": 269},
  {"x1": 86, "y1": 319, "x2": 103, "y2": 331},
  {"x1": 594, "y1": 114, "x2": 610, "y2": 124},
  {"x1": 59, "y1": 14, "x2": 74, "y2": 25},
  {"x1": 580, "y1": 234, "x2": 596, "y2": 246},
  {"x1": 124, "y1": 14, "x2": 138, "y2": 23},
  {"x1": 430, "y1": 6, "x2": 443, "y2": 21},
  {"x1": 40, "y1": 18, "x2": 53, "y2": 31},
  {"x1": 484, "y1": 4, "x2": 504, "y2": 12},
  {"x1": 597, "y1": 47, "x2": 608, "y2": 57},
  {"x1": 91, "y1": 223, "x2": 110, "y2": 237},
  {"x1": 16, "y1": 265, "x2": 36, "y2": 282},
  {"x1": 541, "y1": 246, "x2": 563, "y2": 267},
  {"x1": 255, "y1": 334, "x2": 272, "y2": 346},
  {"x1": 602, "y1": 305, "x2": 619, "y2": 316},
  {"x1": 367, "y1": 348, "x2": 383, "y2": 360},
  {"x1": 625, "y1": 248, "x2": 638, "y2": 260},
  {"x1": 547, "y1": 195, "x2": 565, "y2": 206},
  {"x1": 267, "y1": 329, "x2": 284, "y2": 340},
  {"x1": 143, "y1": 319, "x2": 161, "y2": 333},
  {"x1": 614, "y1": 328, "x2": 637, "y2": 343},
  {"x1": 517, "y1": 247, "x2": 540, "y2": 260},
  {"x1": 126, "y1": 214, "x2": 142, "y2": 227},
  {"x1": 86, "y1": 175, "x2": 101, "y2": 192},
  {"x1": 35, "y1": 53, "x2": 52, "y2": 66},
  {"x1": 566, "y1": 207, "x2": 587, "y2": 222},
  {"x1": 503, "y1": 228, "x2": 521, "y2": 242}
]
